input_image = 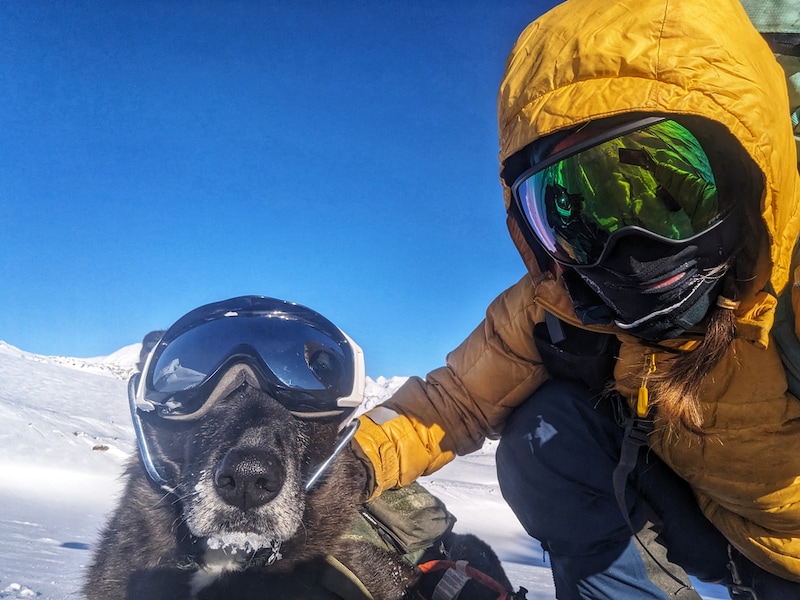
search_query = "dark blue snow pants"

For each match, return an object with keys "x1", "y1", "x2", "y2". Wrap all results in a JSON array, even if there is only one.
[{"x1": 495, "y1": 380, "x2": 732, "y2": 600}]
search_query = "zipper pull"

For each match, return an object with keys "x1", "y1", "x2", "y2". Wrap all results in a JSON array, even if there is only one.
[{"x1": 637, "y1": 353, "x2": 656, "y2": 418}]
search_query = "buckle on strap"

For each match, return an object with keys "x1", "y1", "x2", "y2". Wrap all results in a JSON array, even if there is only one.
[
  {"x1": 612, "y1": 414, "x2": 654, "y2": 534},
  {"x1": 418, "y1": 560, "x2": 515, "y2": 600},
  {"x1": 431, "y1": 560, "x2": 471, "y2": 600},
  {"x1": 626, "y1": 416, "x2": 654, "y2": 446}
]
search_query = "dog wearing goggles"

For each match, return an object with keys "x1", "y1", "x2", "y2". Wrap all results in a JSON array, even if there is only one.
[{"x1": 84, "y1": 297, "x2": 514, "y2": 600}]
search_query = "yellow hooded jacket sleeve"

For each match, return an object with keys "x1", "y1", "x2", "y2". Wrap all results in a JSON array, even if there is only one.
[
  {"x1": 354, "y1": 274, "x2": 550, "y2": 495},
  {"x1": 355, "y1": 0, "x2": 800, "y2": 581}
]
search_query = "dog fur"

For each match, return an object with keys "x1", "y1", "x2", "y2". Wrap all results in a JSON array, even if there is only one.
[{"x1": 84, "y1": 373, "x2": 512, "y2": 599}]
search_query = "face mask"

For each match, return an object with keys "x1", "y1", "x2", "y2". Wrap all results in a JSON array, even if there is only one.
[{"x1": 572, "y1": 231, "x2": 731, "y2": 341}]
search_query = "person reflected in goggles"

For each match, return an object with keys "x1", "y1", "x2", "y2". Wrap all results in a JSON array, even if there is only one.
[{"x1": 544, "y1": 183, "x2": 604, "y2": 265}]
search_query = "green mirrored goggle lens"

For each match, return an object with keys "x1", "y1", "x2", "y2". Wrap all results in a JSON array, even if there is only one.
[{"x1": 514, "y1": 119, "x2": 722, "y2": 266}]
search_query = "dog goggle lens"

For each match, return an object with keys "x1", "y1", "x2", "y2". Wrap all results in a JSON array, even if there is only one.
[
  {"x1": 139, "y1": 296, "x2": 363, "y2": 418},
  {"x1": 512, "y1": 118, "x2": 722, "y2": 266}
]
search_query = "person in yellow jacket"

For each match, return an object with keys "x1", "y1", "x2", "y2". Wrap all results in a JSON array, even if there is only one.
[{"x1": 349, "y1": 1, "x2": 800, "y2": 598}]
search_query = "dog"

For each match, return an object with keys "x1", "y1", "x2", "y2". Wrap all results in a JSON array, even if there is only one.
[{"x1": 84, "y1": 337, "x2": 516, "y2": 599}]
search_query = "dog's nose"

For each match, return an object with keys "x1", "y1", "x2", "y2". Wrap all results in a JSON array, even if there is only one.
[{"x1": 214, "y1": 448, "x2": 285, "y2": 510}]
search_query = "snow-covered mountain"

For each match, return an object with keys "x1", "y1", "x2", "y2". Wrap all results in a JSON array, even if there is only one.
[
  {"x1": 0, "y1": 340, "x2": 141, "y2": 380},
  {"x1": 0, "y1": 341, "x2": 727, "y2": 599}
]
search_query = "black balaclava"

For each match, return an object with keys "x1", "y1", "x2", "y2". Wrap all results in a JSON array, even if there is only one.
[{"x1": 568, "y1": 215, "x2": 740, "y2": 341}]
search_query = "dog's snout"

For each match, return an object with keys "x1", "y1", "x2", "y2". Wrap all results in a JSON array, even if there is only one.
[{"x1": 214, "y1": 448, "x2": 285, "y2": 510}]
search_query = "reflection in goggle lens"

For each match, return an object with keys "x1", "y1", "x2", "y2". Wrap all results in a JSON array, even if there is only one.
[{"x1": 514, "y1": 119, "x2": 722, "y2": 266}]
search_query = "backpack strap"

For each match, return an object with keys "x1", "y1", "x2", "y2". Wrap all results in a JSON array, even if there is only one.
[
  {"x1": 533, "y1": 311, "x2": 620, "y2": 391},
  {"x1": 608, "y1": 405, "x2": 695, "y2": 593},
  {"x1": 611, "y1": 410, "x2": 654, "y2": 535}
]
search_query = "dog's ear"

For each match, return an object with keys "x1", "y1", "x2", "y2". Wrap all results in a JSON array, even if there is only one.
[{"x1": 137, "y1": 330, "x2": 165, "y2": 373}]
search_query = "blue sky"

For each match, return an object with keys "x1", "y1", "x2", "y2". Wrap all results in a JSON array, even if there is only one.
[{"x1": 2, "y1": 1, "x2": 557, "y2": 378}]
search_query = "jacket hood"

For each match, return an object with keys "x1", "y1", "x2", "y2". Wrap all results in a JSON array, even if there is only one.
[{"x1": 497, "y1": 0, "x2": 800, "y2": 340}]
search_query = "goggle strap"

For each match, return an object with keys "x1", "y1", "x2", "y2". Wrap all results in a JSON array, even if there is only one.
[
  {"x1": 133, "y1": 334, "x2": 162, "y2": 413},
  {"x1": 128, "y1": 373, "x2": 176, "y2": 493},
  {"x1": 289, "y1": 409, "x2": 348, "y2": 420}
]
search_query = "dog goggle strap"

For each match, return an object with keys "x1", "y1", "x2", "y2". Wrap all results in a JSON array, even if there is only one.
[
  {"x1": 512, "y1": 118, "x2": 723, "y2": 267},
  {"x1": 128, "y1": 372, "x2": 173, "y2": 492}
]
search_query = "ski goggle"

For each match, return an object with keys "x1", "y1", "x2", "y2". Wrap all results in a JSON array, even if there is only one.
[
  {"x1": 512, "y1": 117, "x2": 725, "y2": 267},
  {"x1": 132, "y1": 296, "x2": 365, "y2": 421}
]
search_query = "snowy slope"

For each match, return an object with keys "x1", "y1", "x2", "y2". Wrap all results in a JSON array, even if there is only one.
[{"x1": 0, "y1": 342, "x2": 728, "y2": 599}]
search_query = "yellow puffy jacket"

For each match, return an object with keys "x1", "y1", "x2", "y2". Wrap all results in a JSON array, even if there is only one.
[{"x1": 354, "y1": 0, "x2": 800, "y2": 581}]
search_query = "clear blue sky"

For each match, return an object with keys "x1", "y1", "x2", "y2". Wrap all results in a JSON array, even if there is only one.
[{"x1": 2, "y1": 1, "x2": 557, "y2": 378}]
